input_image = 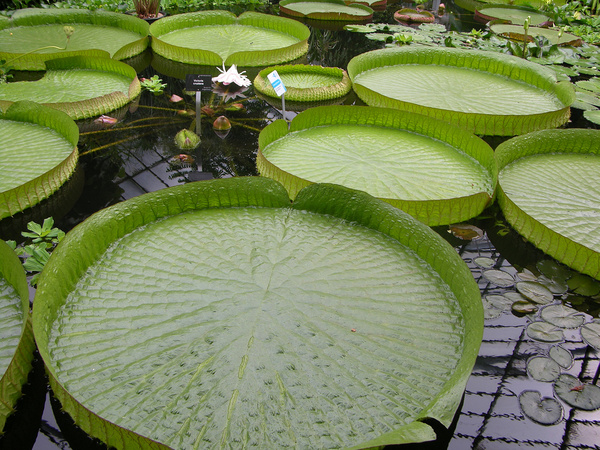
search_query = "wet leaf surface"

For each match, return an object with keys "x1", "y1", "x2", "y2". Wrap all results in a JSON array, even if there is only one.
[
  {"x1": 580, "y1": 320, "x2": 600, "y2": 351},
  {"x1": 540, "y1": 304, "x2": 586, "y2": 329},
  {"x1": 517, "y1": 281, "x2": 554, "y2": 304},
  {"x1": 527, "y1": 356, "x2": 561, "y2": 382},
  {"x1": 554, "y1": 374, "x2": 600, "y2": 411},
  {"x1": 548, "y1": 345, "x2": 573, "y2": 369},
  {"x1": 527, "y1": 322, "x2": 564, "y2": 343},
  {"x1": 483, "y1": 269, "x2": 515, "y2": 287},
  {"x1": 519, "y1": 390, "x2": 563, "y2": 425}
]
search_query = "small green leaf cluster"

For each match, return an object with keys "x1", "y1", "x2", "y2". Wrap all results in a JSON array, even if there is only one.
[
  {"x1": 6, "y1": 218, "x2": 65, "y2": 287},
  {"x1": 140, "y1": 75, "x2": 167, "y2": 95}
]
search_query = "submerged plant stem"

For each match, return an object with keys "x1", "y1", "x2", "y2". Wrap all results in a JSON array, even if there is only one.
[
  {"x1": 80, "y1": 119, "x2": 187, "y2": 136},
  {"x1": 80, "y1": 133, "x2": 154, "y2": 156}
]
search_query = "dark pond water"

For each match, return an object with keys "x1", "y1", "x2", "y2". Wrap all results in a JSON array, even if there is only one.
[{"x1": 1, "y1": 1, "x2": 599, "y2": 449}]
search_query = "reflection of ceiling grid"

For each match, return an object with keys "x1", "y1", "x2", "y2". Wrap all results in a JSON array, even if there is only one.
[
  {"x1": 455, "y1": 237, "x2": 600, "y2": 449},
  {"x1": 116, "y1": 147, "x2": 192, "y2": 200}
]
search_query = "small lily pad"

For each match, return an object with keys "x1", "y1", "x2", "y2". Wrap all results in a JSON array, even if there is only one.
[
  {"x1": 580, "y1": 320, "x2": 600, "y2": 351},
  {"x1": 540, "y1": 304, "x2": 586, "y2": 329},
  {"x1": 449, "y1": 223, "x2": 484, "y2": 240},
  {"x1": 483, "y1": 294, "x2": 513, "y2": 319},
  {"x1": 549, "y1": 345, "x2": 573, "y2": 369},
  {"x1": 537, "y1": 275, "x2": 568, "y2": 295},
  {"x1": 527, "y1": 356, "x2": 561, "y2": 382},
  {"x1": 537, "y1": 259, "x2": 572, "y2": 281},
  {"x1": 567, "y1": 273, "x2": 600, "y2": 297},
  {"x1": 483, "y1": 269, "x2": 515, "y2": 287},
  {"x1": 554, "y1": 374, "x2": 600, "y2": 411},
  {"x1": 512, "y1": 300, "x2": 539, "y2": 315},
  {"x1": 474, "y1": 256, "x2": 495, "y2": 269},
  {"x1": 576, "y1": 78, "x2": 600, "y2": 94},
  {"x1": 517, "y1": 281, "x2": 554, "y2": 304},
  {"x1": 527, "y1": 321, "x2": 564, "y2": 342},
  {"x1": 517, "y1": 269, "x2": 538, "y2": 282},
  {"x1": 583, "y1": 110, "x2": 600, "y2": 125},
  {"x1": 519, "y1": 390, "x2": 563, "y2": 425}
]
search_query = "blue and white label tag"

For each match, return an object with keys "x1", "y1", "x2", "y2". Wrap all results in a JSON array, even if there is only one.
[{"x1": 267, "y1": 70, "x2": 287, "y2": 97}]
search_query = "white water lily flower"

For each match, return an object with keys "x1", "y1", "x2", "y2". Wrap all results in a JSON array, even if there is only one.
[{"x1": 212, "y1": 64, "x2": 252, "y2": 87}]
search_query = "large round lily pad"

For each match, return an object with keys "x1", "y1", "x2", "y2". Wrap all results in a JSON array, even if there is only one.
[
  {"x1": 279, "y1": 0, "x2": 374, "y2": 21},
  {"x1": 0, "y1": 8, "x2": 149, "y2": 71},
  {"x1": 0, "y1": 56, "x2": 141, "y2": 121},
  {"x1": 253, "y1": 64, "x2": 351, "y2": 101},
  {"x1": 33, "y1": 178, "x2": 483, "y2": 449},
  {"x1": 258, "y1": 105, "x2": 496, "y2": 226},
  {"x1": 150, "y1": 10, "x2": 310, "y2": 66},
  {"x1": 490, "y1": 23, "x2": 583, "y2": 46},
  {"x1": 475, "y1": 5, "x2": 551, "y2": 25},
  {"x1": 0, "y1": 101, "x2": 78, "y2": 220},
  {"x1": 0, "y1": 240, "x2": 35, "y2": 432},
  {"x1": 496, "y1": 129, "x2": 600, "y2": 280},
  {"x1": 347, "y1": 46, "x2": 575, "y2": 136}
]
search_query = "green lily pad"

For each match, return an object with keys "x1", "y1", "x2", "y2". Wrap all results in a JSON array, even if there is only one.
[
  {"x1": 476, "y1": 6, "x2": 551, "y2": 25},
  {"x1": 580, "y1": 320, "x2": 600, "y2": 351},
  {"x1": 394, "y1": 9, "x2": 435, "y2": 24},
  {"x1": 258, "y1": 105, "x2": 496, "y2": 226},
  {"x1": 0, "y1": 240, "x2": 35, "y2": 432},
  {"x1": 474, "y1": 256, "x2": 496, "y2": 269},
  {"x1": 576, "y1": 78, "x2": 600, "y2": 94},
  {"x1": 516, "y1": 281, "x2": 554, "y2": 304},
  {"x1": 280, "y1": 0, "x2": 374, "y2": 21},
  {"x1": 519, "y1": 390, "x2": 563, "y2": 425},
  {"x1": 554, "y1": 374, "x2": 600, "y2": 411},
  {"x1": 490, "y1": 23, "x2": 583, "y2": 46},
  {"x1": 482, "y1": 269, "x2": 515, "y2": 287},
  {"x1": 537, "y1": 259, "x2": 572, "y2": 284},
  {"x1": 527, "y1": 321, "x2": 564, "y2": 342},
  {"x1": 496, "y1": 129, "x2": 600, "y2": 280},
  {"x1": 527, "y1": 356, "x2": 561, "y2": 382},
  {"x1": 549, "y1": 345, "x2": 573, "y2": 369},
  {"x1": 254, "y1": 64, "x2": 351, "y2": 102},
  {"x1": 537, "y1": 275, "x2": 568, "y2": 295},
  {"x1": 0, "y1": 8, "x2": 149, "y2": 71},
  {"x1": 540, "y1": 304, "x2": 585, "y2": 328},
  {"x1": 150, "y1": 11, "x2": 309, "y2": 66},
  {"x1": 512, "y1": 300, "x2": 538, "y2": 315},
  {"x1": 567, "y1": 273, "x2": 600, "y2": 297},
  {"x1": 33, "y1": 178, "x2": 483, "y2": 449},
  {"x1": 583, "y1": 110, "x2": 600, "y2": 125},
  {"x1": 347, "y1": 46, "x2": 574, "y2": 136},
  {"x1": 483, "y1": 294, "x2": 514, "y2": 319},
  {"x1": 0, "y1": 101, "x2": 78, "y2": 220},
  {"x1": 0, "y1": 56, "x2": 140, "y2": 121}
]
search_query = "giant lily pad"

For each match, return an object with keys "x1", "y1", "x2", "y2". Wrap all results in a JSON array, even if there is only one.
[
  {"x1": 150, "y1": 10, "x2": 310, "y2": 66},
  {"x1": 0, "y1": 240, "x2": 35, "y2": 432},
  {"x1": 280, "y1": 0, "x2": 373, "y2": 21},
  {"x1": 33, "y1": 177, "x2": 483, "y2": 449},
  {"x1": 490, "y1": 23, "x2": 583, "y2": 46},
  {"x1": 253, "y1": 64, "x2": 351, "y2": 101},
  {"x1": 475, "y1": 5, "x2": 551, "y2": 25},
  {"x1": 496, "y1": 129, "x2": 600, "y2": 280},
  {"x1": 257, "y1": 105, "x2": 496, "y2": 226},
  {"x1": 0, "y1": 56, "x2": 141, "y2": 121},
  {"x1": 347, "y1": 46, "x2": 575, "y2": 136},
  {"x1": 0, "y1": 101, "x2": 78, "y2": 220},
  {"x1": 0, "y1": 8, "x2": 149, "y2": 71}
]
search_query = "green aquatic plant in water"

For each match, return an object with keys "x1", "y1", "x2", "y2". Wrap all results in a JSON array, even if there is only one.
[{"x1": 6, "y1": 218, "x2": 65, "y2": 287}]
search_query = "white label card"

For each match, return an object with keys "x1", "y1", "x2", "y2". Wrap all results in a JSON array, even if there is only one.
[{"x1": 267, "y1": 70, "x2": 287, "y2": 97}]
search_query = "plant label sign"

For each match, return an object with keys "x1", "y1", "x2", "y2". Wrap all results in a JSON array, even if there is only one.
[
  {"x1": 267, "y1": 70, "x2": 287, "y2": 97},
  {"x1": 185, "y1": 74, "x2": 213, "y2": 92}
]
